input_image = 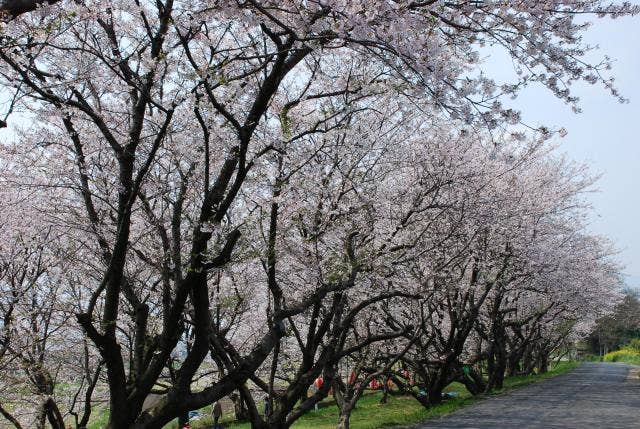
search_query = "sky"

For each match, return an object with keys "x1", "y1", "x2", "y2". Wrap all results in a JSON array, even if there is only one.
[{"x1": 482, "y1": 12, "x2": 640, "y2": 289}]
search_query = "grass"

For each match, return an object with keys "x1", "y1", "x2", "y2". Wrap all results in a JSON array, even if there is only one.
[
  {"x1": 87, "y1": 407, "x2": 110, "y2": 429},
  {"x1": 165, "y1": 361, "x2": 578, "y2": 429},
  {"x1": 164, "y1": 389, "x2": 476, "y2": 429},
  {"x1": 579, "y1": 353, "x2": 602, "y2": 362}
]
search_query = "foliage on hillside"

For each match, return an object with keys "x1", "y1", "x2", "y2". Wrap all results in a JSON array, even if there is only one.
[
  {"x1": 602, "y1": 340, "x2": 640, "y2": 365},
  {"x1": 587, "y1": 289, "x2": 640, "y2": 355}
]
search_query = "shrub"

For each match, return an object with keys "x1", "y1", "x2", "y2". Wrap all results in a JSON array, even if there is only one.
[
  {"x1": 627, "y1": 338, "x2": 640, "y2": 352},
  {"x1": 602, "y1": 348, "x2": 640, "y2": 364}
]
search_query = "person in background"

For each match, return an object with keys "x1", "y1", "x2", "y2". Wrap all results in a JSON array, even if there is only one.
[{"x1": 212, "y1": 401, "x2": 223, "y2": 429}]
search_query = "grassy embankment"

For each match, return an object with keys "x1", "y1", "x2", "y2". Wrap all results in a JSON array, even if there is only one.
[{"x1": 154, "y1": 361, "x2": 578, "y2": 429}]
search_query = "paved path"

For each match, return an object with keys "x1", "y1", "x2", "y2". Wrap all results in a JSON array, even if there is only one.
[{"x1": 415, "y1": 362, "x2": 640, "y2": 429}]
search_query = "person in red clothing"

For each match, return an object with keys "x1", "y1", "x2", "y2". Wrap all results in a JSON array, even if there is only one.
[{"x1": 348, "y1": 371, "x2": 357, "y2": 385}]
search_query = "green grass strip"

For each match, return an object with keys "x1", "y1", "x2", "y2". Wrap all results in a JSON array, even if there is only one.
[{"x1": 160, "y1": 361, "x2": 578, "y2": 429}]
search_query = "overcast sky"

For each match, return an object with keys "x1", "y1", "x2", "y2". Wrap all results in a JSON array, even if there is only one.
[{"x1": 484, "y1": 11, "x2": 640, "y2": 288}]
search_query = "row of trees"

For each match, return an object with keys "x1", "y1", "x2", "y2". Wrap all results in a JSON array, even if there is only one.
[
  {"x1": 586, "y1": 288, "x2": 640, "y2": 356},
  {"x1": 0, "y1": 1, "x2": 635, "y2": 428}
]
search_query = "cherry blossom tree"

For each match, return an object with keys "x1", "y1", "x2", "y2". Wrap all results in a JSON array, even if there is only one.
[
  {"x1": 0, "y1": 1, "x2": 637, "y2": 428},
  {"x1": 0, "y1": 180, "x2": 105, "y2": 429}
]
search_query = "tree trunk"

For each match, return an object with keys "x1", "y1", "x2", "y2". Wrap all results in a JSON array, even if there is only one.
[
  {"x1": 178, "y1": 412, "x2": 189, "y2": 428},
  {"x1": 487, "y1": 350, "x2": 506, "y2": 391},
  {"x1": 426, "y1": 383, "x2": 443, "y2": 406},
  {"x1": 521, "y1": 346, "x2": 536, "y2": 375},
  {"x1": 230, "y1": 392, "x2": 249, "y2": 421},
  {"x1": 379, "y1": 380, "x2": 389, "y2": 404},
  {"x1": 506, "y1": 353, "x2": 521, "y2": 377},
  {"x1": 425, "y1": 360, "x2": 456, "y2": 406},
  {"x1": 537, "y1": 353, "x2": 549, "y2": 374},
  {"x1": 44, "y1": 398, "x2": 66, "y2": 429},
  {"x1": 460, "y1": 366, "x2": 486, "y2": 395},
  {"x1": 336, "y1": 410, "x2": 352, "y2": 429},
  {"x1": 34, "y1": 400, "x2": 47, "y2": 429}
]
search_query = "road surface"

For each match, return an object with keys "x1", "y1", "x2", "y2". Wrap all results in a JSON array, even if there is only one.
[{"x1": 415, "y1": 362, "x2": 640, "y2": 429}]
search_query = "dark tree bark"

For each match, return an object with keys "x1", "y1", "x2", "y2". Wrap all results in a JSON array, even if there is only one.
[
  {"x1": 0, "y1": 0, "x2": 61, "y2": 19},
  {"x1": 177, "y1": 413, "x2": 188, "y2": 428},
  {"x1": 230, "y1": 392, "x2": 248, "y2": 422}
]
